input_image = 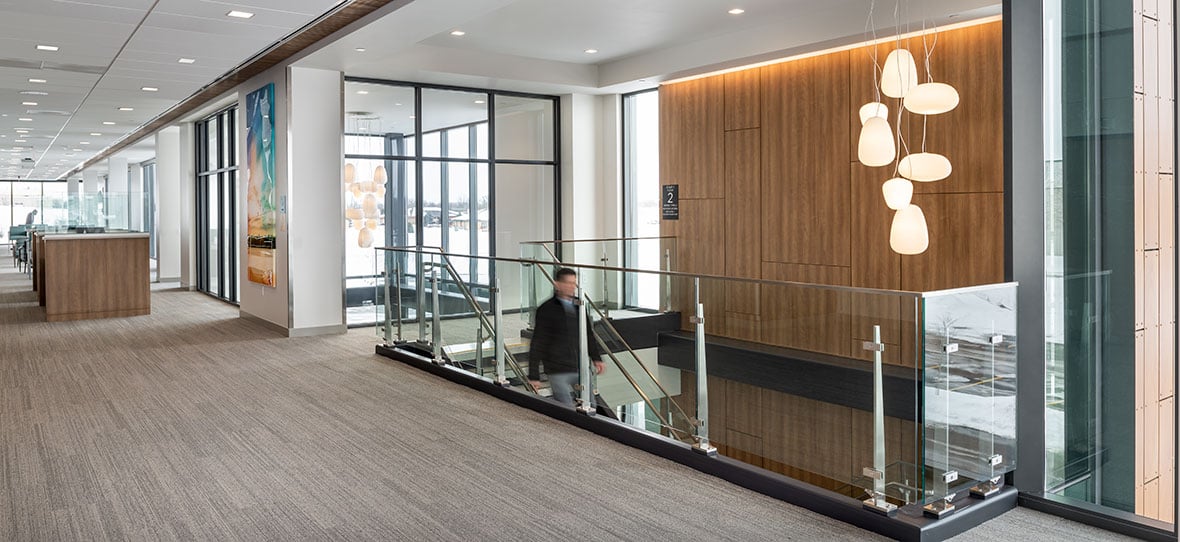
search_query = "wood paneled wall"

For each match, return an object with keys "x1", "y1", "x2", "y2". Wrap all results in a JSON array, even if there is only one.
[
  {"x1": 677, "y1": 371, "x2": 917, "y2": 491},
  {"x1": 660, "y1": 21, "x2": 1004, "y2": 366},
  {"x1": 1133, "y1": 2, "x2": 1176, "y2": 524}
]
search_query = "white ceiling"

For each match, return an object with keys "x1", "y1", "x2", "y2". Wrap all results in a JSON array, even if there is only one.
[
  {"x1": 2, "y1": 0, "x2": 1003, "y2": 181},
  {"x1": 297, "y1": 0, "x2": 1001, "y2": 95},
  {"x1": 0, "y1": 0, "x2": 344, "y2": 180}
]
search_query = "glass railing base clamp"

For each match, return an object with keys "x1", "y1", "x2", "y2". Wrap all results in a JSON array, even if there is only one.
[
  {"x1": 492, "y1": 377, "x2": 510, "y2": 387},
  {"x1": 969, "y1": 476, "x2": 1003, "y2": 499},
  {"x1": 692, "y1": 442, "x2": 717, "y2": 457},
  {"x1": 922, "y1": 495, "x2": 957, "y2": 519},
  {"x1": 862, "y1": 493, "x2": 898, "y2": 517},
  {"x1": 575, "y1": 401, "x2": 596, "y2": 416}
]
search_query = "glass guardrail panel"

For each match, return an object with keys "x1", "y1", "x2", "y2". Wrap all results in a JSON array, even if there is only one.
[
  {"x1": 657, "y1": 273, "x2": 926, "y2": 504},
  {"x1": 922, "y1": 284, "x2": 1018, "y2": 497}
]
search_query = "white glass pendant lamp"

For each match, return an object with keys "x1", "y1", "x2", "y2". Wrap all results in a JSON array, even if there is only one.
[
  {"x1": 859, "y1": 102, "x2": 889, "y2": 125},
  {"x1": 858, "y1": 116, "x2": 895, "y2": 167},
  {"x1": 882, "y1": 177, "x2": 913, "y2": 210},
  {"x1": 903, "y1": 82, "x2": 959, "y2": 115},
  {"x1": 890, "y1": 204, "x2": 929, "y2": 255},
  {"x1": 880, "y1": 48, "x2": 919, "y2": 98},
  {"x1": 898, "y1": 152, "x2": 952, "y2": 181}
]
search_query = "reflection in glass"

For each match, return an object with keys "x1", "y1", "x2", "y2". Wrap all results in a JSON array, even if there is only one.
[{"x1": 495, "y1": 95, "x2": 554, "y2": 161}]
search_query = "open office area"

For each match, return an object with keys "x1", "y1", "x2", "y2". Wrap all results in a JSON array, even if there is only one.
[{"x1": 0, "y1": 0, "x2": 1176, "y2": 540}]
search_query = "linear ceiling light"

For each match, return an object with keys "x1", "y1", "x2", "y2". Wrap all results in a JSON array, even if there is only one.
[{"x1": 227, "y1": 10, "x2": 254, "y2": 19}]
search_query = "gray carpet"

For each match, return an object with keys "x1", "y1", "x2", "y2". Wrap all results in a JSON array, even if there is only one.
[{"x1": 0, "y1": 256, "x2": 1139, "y2": 541}]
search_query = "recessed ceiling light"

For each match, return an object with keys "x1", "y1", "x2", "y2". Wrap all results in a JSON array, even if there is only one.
[
  {"x1": 90, "y1": 133, "x2": 101, "y2": 136},
  {"x1": 14, "y1": 139, "x2": 25, "y2": 143},
  {"x1": 450, "y1": 30, "x2": 466, "y2": 36},
  {"x1": 72, "y1": 148, "x2": 81, "y2": 152},
  {"x1": 357, "y1": 90, "x2": 369, "y2": 95},
  {"x1": 394, "y1": 102, "x2": 402, "y2": 106},
  {"x1": 584, "y1": 49, "x2": 598, "y2": 54},
  {"x1": 409, "y1": 115, "x2": 416, "y2": 119},
  {"x1": 80, "y1": 142, "x2": 90, "y2": 145},
  {"x1": 28, "y1": 78, "x2": 46, "y2": 83},
  {"x1": 118, "y1": 107, "x2": 133, "y2": 111},
  {"x1": 474, "y1": 100, "x2": 485, "y2": 104},
  {"x1": 141, "y1": 86, "x2": 158, "y2": 92},
  {"x1": 728, "y1": 8, "x2": 745, "y2": 15},
  {"x1": 227, "y1": 10, "x2": 254, "y2": 18},
  {"x1": 22, "y1": 102, "x2": 36, "y2": 106},
  {"x1": 15, "y1": 129, "x2": 28, "y2": 133},
  {"x1": 20, "y1": 91, "x2": 47, "y2": 96},
  {"x1": 103, "y1": 121, "x2": 116, "y2": 125},
  {"x1": 355, "y1": 47, "x2": 366, "y2": 52},
  {"x1": 36, "y1": 45, "x2": 59, "y2": 51},
  {"x1": 18, "y1": 118, "x2": 31, "y2": 122},
  {"x1": 178, "y1": 58, "x2": 196, "y2": 64}
]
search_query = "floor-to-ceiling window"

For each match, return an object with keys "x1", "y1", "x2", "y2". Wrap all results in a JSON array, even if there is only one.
[
  {"x1": 143, "y1": 162, "x2": 157, "y2": 260},
  {"x1": 1042, "y1": 0, "x2": 1176, "y2": 533},
  {"x1": 195, "y1": 107, "x2": 240, "y2": 303},
  {"x1": 622, "y1": 88, "x2": 660, "y2": 310},
  {"x1": 343, "y1": 79, "x2": 559, "y2": 325},
  {"x1": 0, "y1": 180, "x2": 69, "y2": 244}
]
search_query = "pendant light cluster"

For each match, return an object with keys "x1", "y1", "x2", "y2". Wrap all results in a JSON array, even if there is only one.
[
  {"x1": 856, "y1": 29, "x2": 959, "y2": 255},
  {"x1": 344, "y1": 162, "x2": 387, "y2": 248}
]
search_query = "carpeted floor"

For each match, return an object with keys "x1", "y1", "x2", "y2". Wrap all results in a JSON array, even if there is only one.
[{"x1": 0, "y1": 255, "x2": 1139, "y2": 541}]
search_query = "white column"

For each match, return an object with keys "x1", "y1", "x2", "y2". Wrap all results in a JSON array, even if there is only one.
[
  {"x1": 178, "y1": 124, "x2": 196, "y2": 288},
  {"x1": 155, "y1": 127, "x2": 182, "y2": 283},
  {"x1": 67, "y1": 175, "x2": 81, "y2": 224},
  {"x1": 287, "y1": 66, "x2": 344, "y2": 336},
  {"x1": 559, "y1": 93, "x2": 605, "y2": 297},
  {"x1": 107, "y1": 156, "x2": 128, "y2": 230},
  {"x1": 128, "y1": 163, "x2": 144, "y2": 231},
  {"x1": 81, "y1": 169, "x2": 101, "y2": 225},
  {"x1": 82, "y1": 168, "x2": 100, "y2": 194}
]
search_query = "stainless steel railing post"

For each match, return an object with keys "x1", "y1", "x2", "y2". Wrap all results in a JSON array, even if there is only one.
[
  {"x1": 576, "y1": 288, "x2": 594, "y2": 415},
  {"x1": 692, "y1": 277, "x2": 716, "y2": 456},
  {"x1": 493, "y1": 278, "x2": 508, "y2": 386},
  {"x1": 431, "y1": 267, "x2": 443, "y2": 365}
]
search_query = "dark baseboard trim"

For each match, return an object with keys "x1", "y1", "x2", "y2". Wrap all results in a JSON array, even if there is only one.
[
  {"x1": 1018, "y1": 493, "x2": 1176, "y2": 542},
  {"x1": 376, "y1": 343, "x2": 1017, "y2": 542}
]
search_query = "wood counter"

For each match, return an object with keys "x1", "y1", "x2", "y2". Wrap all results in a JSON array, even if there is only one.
[{"x1": 41, "y1": 233, "x2": 150, "y2": 322}]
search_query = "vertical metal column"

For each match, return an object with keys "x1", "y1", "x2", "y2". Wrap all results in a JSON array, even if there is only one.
[
  {"x1": 526, "y1": 263, "x2": 537, "y2": 330},
  {"x1": 663, "y1": 249, "x2": 672, "y2": 312},
  {"x1": 601, "y1": 248, "x2": 610, "y2": 318},
  {"x1": 576, "y1": 288, "x2": 594, "y2": 415},
  {"x1": 862, "y1": 325, "x2": 895, "y2": 515},
  {"x1": 493, "y1": 279, "x2": 509, "y2": 386},
  {"x1": 431, "y1": 267, "x2": 443, "y2": 365},
  {"x1": 692, "y1": 277, "x2": 716, "y2": 456},
  {"x1": 417, "y1": 256, "x2": 427, "y2": 341},
  {"x1": 382, "y1": 262, "x2": 392, "y2": 344},
  {"x1": 394, "y1": 262, "x2": 403, "y2": 342}
]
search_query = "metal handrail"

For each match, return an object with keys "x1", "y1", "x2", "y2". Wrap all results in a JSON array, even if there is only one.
[
  {"x1": 394, "y1": 249, "x2": 536, "y2": 394},
  {"x1": 432, "y1": 255, "x2": 534, "y2": 392},
  {"x1": 378, "y1": 245, "x2": 928, "y2": 298},
  {"x1": 530, "y1": 249, "x2": 698, "y2": 438},
  {"x1": 520, "y1": 236, "x2": 676, "y2": 246}
]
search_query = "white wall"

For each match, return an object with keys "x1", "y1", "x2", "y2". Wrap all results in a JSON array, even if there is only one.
[
  {"x1": 107, "y1": 156, "x2": 128, "y2": 229},
  {"x1": 128, "y1": 163, "x2": 143, "y2": 231},
  {"x1": 82, "y1": 169, "x2": 100, "y2": 194},
  {"x1": 287, "y1": 66, "x2": 345, "y2": 335},
  {"x1": 237, "y1": 65, "x2": 291, "y2": 329},
  {"x1": 178, "y1": 124, "x2": 196, "y2": 288},
  {"x1": 155, "y1": 127, "x2": 182, "y2": 283}
]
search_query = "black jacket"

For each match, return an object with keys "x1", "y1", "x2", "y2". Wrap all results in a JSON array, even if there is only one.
[{"x1": 528, "y1": 296, "x2": 602, "y2": 380}]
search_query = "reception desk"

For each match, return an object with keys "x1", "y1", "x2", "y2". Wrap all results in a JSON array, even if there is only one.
[{"x1": 40, "y1": 233, "x2": 150, "y2": 322}]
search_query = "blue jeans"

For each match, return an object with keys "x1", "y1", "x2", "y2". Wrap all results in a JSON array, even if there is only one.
[{"x1": 548, "y1": 372, "x2": 579, "y2": 406}]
